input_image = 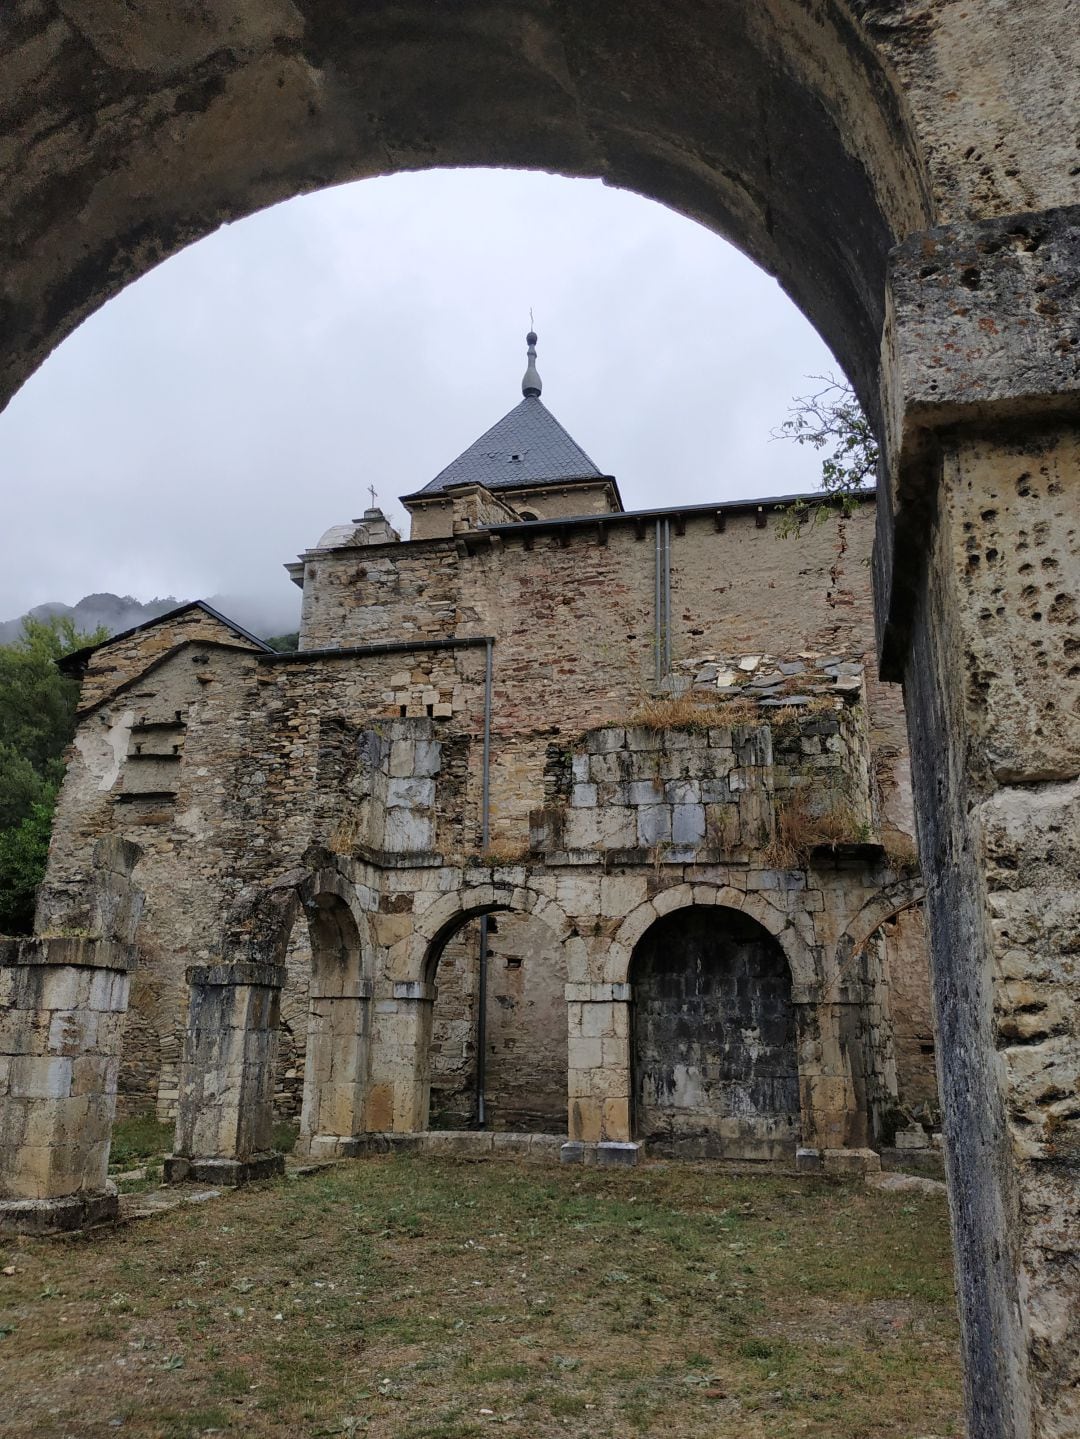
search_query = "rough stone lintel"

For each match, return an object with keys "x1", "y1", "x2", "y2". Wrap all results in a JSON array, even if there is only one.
[
  {"x1": 0, "y1": 936, "x2": 136, "y2": 973},
  {"x1": 876, "y1": 203, "x2": 1080, "y2": 678}
]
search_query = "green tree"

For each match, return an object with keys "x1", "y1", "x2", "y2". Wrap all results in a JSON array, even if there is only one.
[
  {"x1": 0, "y1": 797, "x2": 57, "y2": 933},
  {"x1": 774, "y1": 374, "x2": 879, "y2": 495},
  {"x1": 264, "y1": 631, "x2": 299, "y2": 652},
  {"x1": 0, "y1": 614, "x2": 107, "y2": 933}
]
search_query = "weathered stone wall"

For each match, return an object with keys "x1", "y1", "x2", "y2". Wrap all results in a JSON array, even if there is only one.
[
  {"x1": 39, "y1": 490, "x2": 930, "y2": 1146},
  {"x1": 298, "y1": 499, "x2": 912, "y2": 845}
]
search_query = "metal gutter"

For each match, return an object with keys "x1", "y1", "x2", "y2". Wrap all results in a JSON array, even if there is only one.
[
  {"x1": 257, "y1": 635, "x2": 493, "y2": 664},
  {"x1": 482, "y1": 487, "x2": 876, "y2": 538}
]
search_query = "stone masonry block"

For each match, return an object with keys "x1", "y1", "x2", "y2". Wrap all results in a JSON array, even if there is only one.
[
  {"x1": 672, "y1": 804, "x2": 706, "y2": 844},
  {"x1": 9, "y1": 1056, "x2": 73, "y2": 1100},
  {"x1": 600, "y1": 875, "x2": 647, "y2": 918},
  {"x1": 389, "y1": 739, "x2": 415, "y2": 776},
  {"x1": 386, "y1": 776, "x2": 435, "y2": 808},
  {"x1": 412, "y1": 740, "x2": 441, "y2": 776},
  {"x1": 638, "y1": 805, "x2": 672, "y2": 846}
]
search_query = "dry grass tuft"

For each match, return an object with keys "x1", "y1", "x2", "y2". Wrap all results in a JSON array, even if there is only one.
[
  {"x1": 762, "y1": 786, "x2": 866, "y2": 868},
  {"x1": 629, "y1": 693, "x2": 762, "y2": 732},
  {"x1": 882, "y1": 830, "x2": 920, "y2": 875},
  {"x1": 478, "y1": 835, "x2": 532, "y2": 865}
]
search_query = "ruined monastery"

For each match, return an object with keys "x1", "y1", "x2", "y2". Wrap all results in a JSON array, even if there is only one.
[{"x1": 6, "y1": 333, "x2": 936, "y2": 1210}]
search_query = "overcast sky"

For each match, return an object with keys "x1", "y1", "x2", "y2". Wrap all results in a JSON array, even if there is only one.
[{"x1": 0, "y1": 168, "x2": 840, "y2": 635}]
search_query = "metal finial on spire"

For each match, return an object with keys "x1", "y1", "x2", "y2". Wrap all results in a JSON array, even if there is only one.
[{"x1": 522, "y1": 329, "x2": 542, "y2": 398}]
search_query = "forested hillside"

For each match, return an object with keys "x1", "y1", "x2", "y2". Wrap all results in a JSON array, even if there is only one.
[{"x1": 0, "y1": 616, "x2": 106, "y2": 932}]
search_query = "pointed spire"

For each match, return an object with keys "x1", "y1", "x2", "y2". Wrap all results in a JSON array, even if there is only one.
[{"x1": 521, "y1": 330, "x2": 542, "y2": 398}]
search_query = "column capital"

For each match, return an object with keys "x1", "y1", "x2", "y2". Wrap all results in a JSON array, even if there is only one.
[
  {"x1": 564, "y1": 982, "x2": 631, "y2": 1003},
  {"x1": 876, "y1": 203, "x2": 1080, "y2": 678},
  {"x1": 185, "y1": 961, "x2": 286, "y2": 988}
]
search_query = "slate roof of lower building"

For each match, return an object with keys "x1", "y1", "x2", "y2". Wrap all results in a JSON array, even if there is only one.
[{"x1": 404, "y1": 395, "x2": 605, "y2": 499}]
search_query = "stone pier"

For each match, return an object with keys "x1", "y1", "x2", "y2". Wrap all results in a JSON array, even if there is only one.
[
  {"x1": 298, "y1": 978, "x2": 374, "y2": 1158},
  {"x1": 880, "y1": 208, "x2": 1080, "y2": 1435},
  {"x1": 0, "y1": 936, "x2": 133, "y2": 1233},
  {"x1": 564, "y1": 983, "x2": 636, "y2": 1160},
  {"x1": 362, "y1": 980, "x2": 435, "y2": 1134},
  {"x1": 164, "y1": 962, "x2": 285, "y2": 1186}
]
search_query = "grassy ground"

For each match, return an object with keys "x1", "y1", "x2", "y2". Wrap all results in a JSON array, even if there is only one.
[{"x1": 0, "y1": 1156, "x2": 962, "y2": 1439}]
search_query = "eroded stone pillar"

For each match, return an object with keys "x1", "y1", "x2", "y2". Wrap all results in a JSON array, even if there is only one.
[
  {"x1": 298, "y1": 979, "x2": 374, "y2": 1157},
  {"x1": 0, "y1": 937, "x2": 132, "y2": 1232},
  {"x1": 164, "y1": 962, "x2": 285, "y2": 1186},
  {"x1": 363, "y1": 980, "x2": 434, "y2": 1132},
  {"x1": 878, "y1": 206, "x2": 1080, "y2": 1437},
  {"x1": 564, "y1": 983, "x2": 636, "y2": 1156}
]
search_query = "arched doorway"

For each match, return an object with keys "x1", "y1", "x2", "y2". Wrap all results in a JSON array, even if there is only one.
[
  {"x1": 297, "y1": 891, "x2": 371, "y2": 1153},
  {"x1": 426, "y1": 908, "x2": 568, "y2": 1134},
  {"x1": 629, "y1": 905, "x2": 799, "y2": 1160}
]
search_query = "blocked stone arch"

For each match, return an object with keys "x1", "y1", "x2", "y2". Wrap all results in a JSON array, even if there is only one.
[
  {"x1": 391, "y1": 881, "x2": 587, "y2": 988},
  {"x1": 603, "y1": 883, "x2": 819, "y2": 999}
]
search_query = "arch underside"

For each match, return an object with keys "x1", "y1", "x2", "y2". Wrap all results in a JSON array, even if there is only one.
[{"x1": 2, "y1": 1, "x2": 932, "y2": 421}]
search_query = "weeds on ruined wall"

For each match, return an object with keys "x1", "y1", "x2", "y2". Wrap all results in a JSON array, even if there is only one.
[
  {"x1": 475, "y1": 835, "x2": 531, "y2": 865},
  {"x1": 628, "y1": 692, "x2": 762, "y2": 730},
  {"x1": 771, "y1": 375, "x2": 879, "y2": 498},
  {"x1": 881, "y1": 830, "x2": 919, "y2": 876},
  {"x1": 762, "y1": 771, "x2": 869, "y2": 869}
]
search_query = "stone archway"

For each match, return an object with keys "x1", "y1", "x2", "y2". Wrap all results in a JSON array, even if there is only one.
[
  {"x1": 833, "y1": 881, "x2": 933, "y2": 1143},
  {"x1": 606, "y1": 883, "x2": 819, "y2": 999},
  {"x1": 629, "y1": 904, "x2": 800, "y2": 1161},
  {"x1": 7, "y1": 8, "x2": 1080, "y2": 1430},
  {"x1": 0, "y1": 4, "x2": 934, "y2": 421},
  {"x1": 388, "y1": 879, "x2": 582, "y2": 1135},
  {"x1": 296, "y1": 890, "x2": 372, "y2": 1156}
]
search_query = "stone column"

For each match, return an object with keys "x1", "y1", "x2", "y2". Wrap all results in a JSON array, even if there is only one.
[
  {"x1": 562, "y1": 983, "x2": 639, "y2": 1164},
  {"x1": 792, "y1": 997, "x2": 879, "y2": 1176},
  {"x1": 298, "y1": 979, "x2": 374, "y2": 1157},
  {"x1": 164, "y1": 962, "x2": 285, "y2": 1186},
  {"x1": 363, "y1": 980, "x2": 434, "y2": 1133},
  {"x1": 877, "y1": 206, "x2": 1080, "y2": 1437},
  {"x1": 0, "y1": 937, "x2": 133, "y2": 1233}
]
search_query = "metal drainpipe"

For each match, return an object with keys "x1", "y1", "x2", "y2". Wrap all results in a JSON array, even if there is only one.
[
  {"x1": 476, "y1": 637, "x2": 494, "y2": 1128},
  {"x1": 654, "y1": 519, "x2": 663, "y2": 686},
  {"x1": 663, "y1": 517, "x2": 672, "y2": 676}
]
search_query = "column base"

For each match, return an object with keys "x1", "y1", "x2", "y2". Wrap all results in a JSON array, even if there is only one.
[
  {"x1": 0, "y1": 1187, "x2": 119, "y2": 1234},
  {"x1": 163, "y1": 1152, "x2": 284, "y2": 1187},
  {"x1": 560, "y1": 1140, "x2": 644, "y2": 1167},
  {"x1": 822, "y1": 1147, "x2": 881, "y2": 1176}
]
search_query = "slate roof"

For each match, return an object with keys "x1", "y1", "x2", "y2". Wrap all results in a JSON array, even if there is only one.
[{"x1": 405, "y1": 395, "x2": 606, "y2": 498}]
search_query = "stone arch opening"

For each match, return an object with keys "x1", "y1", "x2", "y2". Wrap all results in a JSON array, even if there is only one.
[
  {"x1": 835, "y1": 885, "x2": 934, "y2": 1146},
  {"x1": 629, "y1": 904, "x2": 800, "y2": 1160},
  {"x1": 296, "y1": 891, "x2": 373, "y2": 1155},
  {"x1": 2, "y1": 4, "x2": 932, "y2": 425},
  {"x1": 423, "y1": 899, "x2": 569, "y2": 1134}
]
